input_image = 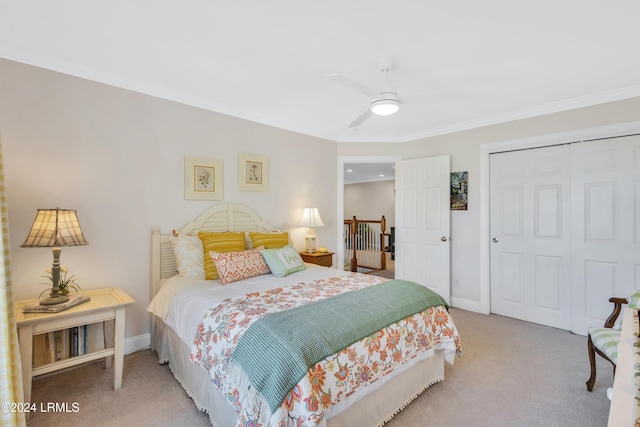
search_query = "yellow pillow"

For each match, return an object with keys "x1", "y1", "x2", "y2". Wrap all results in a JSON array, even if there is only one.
[
  {"x1": 249, "y1": 232, "x2": 289, "y2": 249},
  {"x1": 198, "y1": 232, "x2": 246, "y2": 280}
]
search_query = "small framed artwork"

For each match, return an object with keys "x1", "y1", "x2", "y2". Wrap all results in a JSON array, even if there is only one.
[
  {"x1": 450, "y1": 171, "x2": 468, "y2": 210},
  {"x1": 184, "y1": 157, "x2": 223, "y2": 200},
  {"x1": 238, "y1": 152, "x2": 269, "y2": 192}
]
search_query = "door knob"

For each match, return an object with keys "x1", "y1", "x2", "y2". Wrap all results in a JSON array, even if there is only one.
[
  {"x1": 441, "y1": 236, "x2": 447, "y2": 242},
  {"x1": 492, "y1": 237, "x2": 498, "y2": 243}
]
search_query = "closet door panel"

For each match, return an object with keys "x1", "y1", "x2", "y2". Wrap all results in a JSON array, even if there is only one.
[
  {"x1": 571, "y1": 135, "x2": 640, "y2": 334},
  {"x1": 490, "y1": 145, "x2": 572, "y2": 329}
]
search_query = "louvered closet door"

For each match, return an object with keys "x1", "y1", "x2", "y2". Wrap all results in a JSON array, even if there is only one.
[
  {"x1": 490, "y1": 145, "x2": 572, "y2": 330},
  {"x1": 570, "y1": 135, "x2": 640, "y2": 335}
]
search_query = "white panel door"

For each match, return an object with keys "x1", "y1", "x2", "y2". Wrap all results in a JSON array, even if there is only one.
[
  {"x1": 570, "y1": 135, "x2": 640, "y2": 335},
  {"x1": 490, "y1": 145, "x2": 572, "y2": 329},
  {"x1": 395, "y1": 156, "x2": 451, "y2": 303}
]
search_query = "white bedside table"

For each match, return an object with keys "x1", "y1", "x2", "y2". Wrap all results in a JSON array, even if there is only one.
[{"x1": 15, "y1": 287, "x2": 134, "y2": 404}]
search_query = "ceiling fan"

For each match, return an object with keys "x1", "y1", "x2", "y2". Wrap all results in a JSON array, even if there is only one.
[{"x1": 327, "y1": 57, "x2": 403, "y2": 129}]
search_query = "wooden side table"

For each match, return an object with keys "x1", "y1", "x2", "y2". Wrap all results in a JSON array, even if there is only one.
[
  {"x1": 15, "y1": 287, "x2": 134, "y2": 404},
  {"x1": 299, "y1": 251, "x2": 334, "y2": 267}
]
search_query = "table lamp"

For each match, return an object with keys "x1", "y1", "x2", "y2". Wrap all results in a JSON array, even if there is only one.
[
  {"x1": 21, "y1": 208, "x2": 88, "y2": 305},
  {"x1": 297, "y1": 207, "x2": 324, "y2": 253}
]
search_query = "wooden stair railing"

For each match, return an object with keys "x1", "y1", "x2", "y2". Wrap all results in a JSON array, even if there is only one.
[{"x1": 343, "y1": 215, "x2": 387, "y2": 273}]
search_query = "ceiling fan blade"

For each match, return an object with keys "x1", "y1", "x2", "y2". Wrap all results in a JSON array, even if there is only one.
[
  {"x1": 348, "y1": 109, "x2": 373, "y2": 129},
  {"x1": 326, "y1": 73, "x2": 375, "y2": 98}
]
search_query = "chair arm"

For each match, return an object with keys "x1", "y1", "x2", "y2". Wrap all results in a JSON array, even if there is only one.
[{"x1": 604, "y1": 297, "x2": 629, "y2": 328}]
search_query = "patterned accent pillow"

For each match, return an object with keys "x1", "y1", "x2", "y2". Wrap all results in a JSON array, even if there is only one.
[
  {"x1": 261, "y1": 244, "x2": 306, "y2": 278},
  {"x1": 170, "y1": 233, "x2": 205, "y2": 279},
  {"x1": 198, "y1": 232, "x2": 247, "y2": 280},
  {"x1": 249, "y1": 232, "x2": 289, "y2": 249},
  {"x1": 209, "y1": 246, "x2": 270, "y2": 285}
]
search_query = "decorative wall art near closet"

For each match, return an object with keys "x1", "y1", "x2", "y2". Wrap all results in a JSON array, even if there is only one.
[{"x1": 450, "y1": 171, "x2": 468, "y2": 210}]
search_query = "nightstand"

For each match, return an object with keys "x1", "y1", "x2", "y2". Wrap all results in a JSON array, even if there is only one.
[
  {"x1": 15, "y1": 287, "x2": 134, "y2": 404},
  {"x1": 299, "y1": 251, "x2": 334, "y2": 267}
]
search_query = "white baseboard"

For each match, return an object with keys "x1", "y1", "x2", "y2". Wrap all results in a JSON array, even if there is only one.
[
  {"x1": 124, "y1": 333, "x2": 150, "y2": 355},
  {"x1": 451, "y1": 296, "x2": 489, "y2": 315}
]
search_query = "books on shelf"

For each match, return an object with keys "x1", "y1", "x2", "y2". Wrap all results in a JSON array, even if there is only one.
[
  {"x1": 70, "y1": 325, "x2": 88, "y2": 357},
  {"x1": 32, "y1": 324, "x2": 90, "y2": 367},
  {"x1": 22, "y1": 293, "x2": 91, "y2": 313}
]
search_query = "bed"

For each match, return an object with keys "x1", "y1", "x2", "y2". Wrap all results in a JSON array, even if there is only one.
[{"x1": 147, "y1": 203, "x2": 462, "y2": 427}]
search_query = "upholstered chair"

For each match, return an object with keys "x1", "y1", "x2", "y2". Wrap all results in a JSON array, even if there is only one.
[{"x1": 586, "y1": 297, "x2": 630, "y2": 391}]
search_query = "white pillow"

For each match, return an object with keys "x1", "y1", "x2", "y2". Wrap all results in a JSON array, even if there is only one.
[{"x1": 170, "y1": 233, "x2": 205, "y2": 279}]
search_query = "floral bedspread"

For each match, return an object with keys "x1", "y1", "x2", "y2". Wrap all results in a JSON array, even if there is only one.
[{"x1": 190, "y1": 273, "x2": 462, "y2": 427}]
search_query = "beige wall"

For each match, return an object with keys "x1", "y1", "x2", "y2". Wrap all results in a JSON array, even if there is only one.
[
  {"x1": 339, "y1": 97, "x2": 640, "y2": 308},
  {"x1": 0, "y1": 59, "x2": 337, "y2": 348},
  {"x1": 343, "y1": 180, "x2": 395, "y2": 228}
]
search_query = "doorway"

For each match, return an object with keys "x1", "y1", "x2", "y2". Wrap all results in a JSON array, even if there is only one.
[
  {"x1": 338, "y1": 155, "x2": 452, "y2": 304},
  {"x1": 338, "y1": 156, "x2": 399, "y2": 273}
]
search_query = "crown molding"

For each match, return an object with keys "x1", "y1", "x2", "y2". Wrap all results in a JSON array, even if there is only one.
[
  {"x1": 2, "y1": 46, "x2": 638, "y2": 145},
  {"x1": 338, "y1": 85, "x2": 640, "y2": 143}
]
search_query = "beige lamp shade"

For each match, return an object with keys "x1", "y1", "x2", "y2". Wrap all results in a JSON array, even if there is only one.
[
  {"x1": 22, "y1": 208, "x2": 88, "y2": 248},
  {"x1": 297, "y1": 207, "x2": 325, "y2": 229},
  {"x1": 22, "y1": 208, "x2": 88, "y2": 306}
]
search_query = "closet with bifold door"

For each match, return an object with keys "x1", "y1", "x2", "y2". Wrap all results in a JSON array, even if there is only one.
[{"x1": 490, "y1": 134, "x2": 640, "y2": 335}]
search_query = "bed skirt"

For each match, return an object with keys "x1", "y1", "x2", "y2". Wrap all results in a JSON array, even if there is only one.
[{"x1": 153, "y1": 316, "x2": 445, "y2": 427}]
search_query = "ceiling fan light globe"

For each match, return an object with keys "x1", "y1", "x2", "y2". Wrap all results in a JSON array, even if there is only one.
[{"x1": 370, "y1": 99, "x2": 399, "y2": 116}]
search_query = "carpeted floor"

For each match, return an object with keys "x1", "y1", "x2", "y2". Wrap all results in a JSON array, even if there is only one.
[
  {"x1": 27, "y1": 308, "x2": 612, "y2": 426},
  {"x1": 363, "y1": 252, "x2": 395, "y2": 280}
]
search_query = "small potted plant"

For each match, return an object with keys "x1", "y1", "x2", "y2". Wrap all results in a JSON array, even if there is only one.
[{"x1": 40, "y1": 265, "x2": 80, "y2": 299}]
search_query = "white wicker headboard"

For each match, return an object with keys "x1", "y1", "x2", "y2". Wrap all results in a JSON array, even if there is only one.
[{"x1": 150, "y1": 202, "x2": 279, "y2": 299}]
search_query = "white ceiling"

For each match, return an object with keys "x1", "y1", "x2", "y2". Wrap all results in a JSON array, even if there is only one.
[
  {"x1": 344, "y1": 163, "x2": 396, "y2": 185},
  {"x1": 1, "y1": 1, "x2": 639, "y2": 143}
]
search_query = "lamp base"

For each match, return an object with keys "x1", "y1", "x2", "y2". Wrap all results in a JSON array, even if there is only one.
[
  {"x1": 40, "y1": 294, "x2": 70, "y2": 306},
  {"x1": 304, "y1": 235, "x2": 317, "y2": 253}
]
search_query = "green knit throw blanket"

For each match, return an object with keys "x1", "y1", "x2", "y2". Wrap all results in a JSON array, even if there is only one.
[{"x1": 229, "y1": 279, "x2": 448, "y2": 413}]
